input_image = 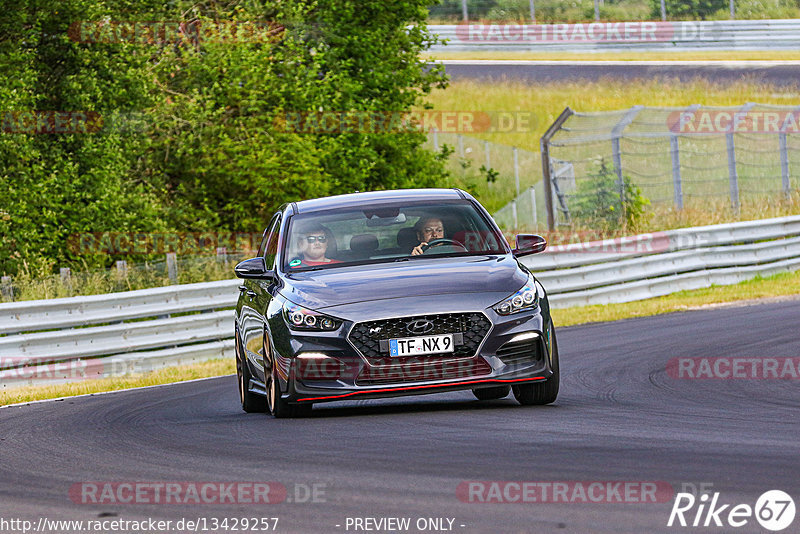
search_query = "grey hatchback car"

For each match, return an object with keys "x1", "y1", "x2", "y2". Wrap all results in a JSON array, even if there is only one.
[{"x1": 234, "y1": 189, "x2": 559, "y2": 417}]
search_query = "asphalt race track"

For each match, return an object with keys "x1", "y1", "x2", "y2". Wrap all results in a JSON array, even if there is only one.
[
  {"x1": 440, "y1": 60, "x2": 800, "y2": 87},
  {"x1": 1, "y1": 299, "x2": 799, "y2": 533}
]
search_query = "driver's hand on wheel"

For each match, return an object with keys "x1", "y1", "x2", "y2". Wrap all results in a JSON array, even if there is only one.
[{"x1": 411, "y1": 242, "x2": 428, "y2": 256}]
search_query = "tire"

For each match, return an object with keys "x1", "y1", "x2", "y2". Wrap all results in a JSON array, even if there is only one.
[
  {"x1": 267, "y1": 359, "x2": 312, "y2": 418},
  {"x1": 472, "y1": 385, "x2": 511, "y2": 400},
  {"x1": 237, "y1": 332, "x2": 266, "y2": 413},
  {"x1": 513, "y1": 324, "x2": 560, "y2": 406}
]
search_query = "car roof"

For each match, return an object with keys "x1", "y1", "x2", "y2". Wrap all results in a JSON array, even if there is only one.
[{"x1": 293, "y1": 189, "x2": 468, "y2": 214}]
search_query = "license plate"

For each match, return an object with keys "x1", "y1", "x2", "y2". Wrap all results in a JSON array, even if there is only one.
[{"x1": 389, "y1": 334, "x2": 454, "y2": 357}]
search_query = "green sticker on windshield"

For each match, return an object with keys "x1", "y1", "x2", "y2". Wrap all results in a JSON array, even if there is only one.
[{"x1": 289, "y1": 259, "x2": 302, "y2": 267}]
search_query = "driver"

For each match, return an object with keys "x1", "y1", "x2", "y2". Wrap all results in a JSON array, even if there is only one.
[{"x1": 411, "y1": 216, "x2": 445, "y2": 256}]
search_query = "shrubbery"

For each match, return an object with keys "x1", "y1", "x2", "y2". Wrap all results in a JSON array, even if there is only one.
[
  {"x1": 1, "y1": 0, "x2": 449, "y2": 275},
  {"x1": 570, "y1": 159, "x2": 650, "y2": 232}
]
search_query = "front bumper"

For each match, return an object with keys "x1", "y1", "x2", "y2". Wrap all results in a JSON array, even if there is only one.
[{"x1": 271, "y1": 303, "x2": 555, "y2": 405}]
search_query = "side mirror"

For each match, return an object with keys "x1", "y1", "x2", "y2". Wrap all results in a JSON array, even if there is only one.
[
  {"x1": 234, "y1": 257, "x2": 274, "y2": 280},
  {"x1": 512, "y1": 234, "x2": 547, "y2": 257}
]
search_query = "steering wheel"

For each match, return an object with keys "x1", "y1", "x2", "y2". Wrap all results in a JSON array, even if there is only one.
[{"x1": 421, "y1": 238, "x2": 467, "y2": 253}]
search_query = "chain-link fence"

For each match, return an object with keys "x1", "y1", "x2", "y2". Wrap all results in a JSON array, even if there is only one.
[
  {"x1": 541, "y1": 104, "x2": 800, "y2": 229},
  {"x1": 423, "y1": 131, "x2": 547, "y2": 229}
]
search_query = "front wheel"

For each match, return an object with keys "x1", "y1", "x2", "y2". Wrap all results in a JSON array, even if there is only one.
[
  {"x1": 237, "y1": 334, "x2": 266, "y2": 413},
  {"x1": 267, "y1": 360, "x2": 312, "y2": 418},
  {"x1": 513, "y1": 324, "x2": 560, "y2": 406}
]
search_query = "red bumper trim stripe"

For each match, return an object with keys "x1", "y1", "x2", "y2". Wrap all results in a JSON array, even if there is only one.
[{"x1": 296, "y1": 376, "x2": 546, "y2": 402}]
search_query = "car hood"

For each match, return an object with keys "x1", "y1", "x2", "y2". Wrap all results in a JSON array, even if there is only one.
[{"x1": 280, "y1": 255, "x2": 528, "y2": 314}]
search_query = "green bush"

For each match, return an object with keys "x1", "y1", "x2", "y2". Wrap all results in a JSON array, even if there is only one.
[
  {"x1": 570, "y1": 159, "x2": 650, "y2": 232},
  {"x1": 1, "y1": 0, "x2": 450, "y2": 277}
]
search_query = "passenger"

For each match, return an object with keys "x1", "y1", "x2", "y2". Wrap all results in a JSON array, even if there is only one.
[
  {"x1": 292, "y1": 224, "x2": 341, "y2": 267},
  {"x1": 411, "y1": 216, "x2": 445, "y2": 256}
]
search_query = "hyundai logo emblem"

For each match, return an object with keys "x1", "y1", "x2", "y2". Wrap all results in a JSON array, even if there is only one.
[{"x1": 407, "y1": 319, "x2": 434, "y2": 335}]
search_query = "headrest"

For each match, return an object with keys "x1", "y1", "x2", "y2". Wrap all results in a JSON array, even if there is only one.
[
  {"x1": 396, "y1": 227, "x2": 418, "y2": 249},
  {"x1": 350, "y1": 234, "x2": 379, "y2": 253}
]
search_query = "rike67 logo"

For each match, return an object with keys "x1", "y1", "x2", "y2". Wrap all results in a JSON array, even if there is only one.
[{"x1": 668, "y1": 490, "x2": 796, "y2": 531}]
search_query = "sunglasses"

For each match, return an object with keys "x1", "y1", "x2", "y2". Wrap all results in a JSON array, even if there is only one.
[{"x1": 304, "y1": 235, "x2": 327, "y2": 243}]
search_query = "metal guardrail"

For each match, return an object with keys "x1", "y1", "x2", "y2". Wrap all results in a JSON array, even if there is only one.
[
  {"x1": 0, "y1": 278, "x2": 240, "y2": 335},
  {"x1": 0, "y1": 279, "x2": 240, "y2": 388},
  {"x1": 522, "y1": 215, "x2": 800, "y2": 307},
  {"x1": 2, "y1": 215, "x2": 800, "y2": 387},
  {"x1": 429, "y1": 20, "x2": 800, "y2": 52}
]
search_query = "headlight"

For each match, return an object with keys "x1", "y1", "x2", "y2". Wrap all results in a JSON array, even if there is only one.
[
  {"x1": 282, "y1": 302, "x2": 340, "y2": 331},
  {"x1": 493, "y1": 274, "x2": 538, "y2": 316}
]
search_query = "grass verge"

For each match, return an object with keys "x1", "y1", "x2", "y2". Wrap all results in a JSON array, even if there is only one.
[
  {"x1": 0, "y1": 358, "x2": 235, "y2": 407},
  {"x1": 3, "y1": 270, "x2": 799, "y2": 406}
]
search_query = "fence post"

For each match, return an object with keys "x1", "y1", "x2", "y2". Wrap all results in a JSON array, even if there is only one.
[
  {"x1": 611, "y1": 106, "x2": 643, "y2": 219},
  {"x1": 1, "y1": 275, "x2": 12, "y2": 301},
  {"x1": 530, "y1": 187, "x2": 537, "y2": 227},
  {"x1": 529, "y1": 0, "x2": 535, "y2": 22},
  {"x1": 216, "y1": 247, "x2": 228, "y2": 264},
  {"x1": 432, "y1": 127, "x2": 439, "y2": 152},
  {"x1": 670, "y1": 135, "x2": 683, "y2": 210},
  {"x1": 115, "y1": 260, "x2": 128, "y2": 279},
  {"x1": 540, "y1": 107, "x2": 574, "y2": 231},
  {"x1": 462, "y1": 0, "x2": 468, "y2": 21},
  {"x1": 730, "y1": 0, "x2": 735, "y2": 19},
  {"x1": 166, "y1": 252, "x2": 178, "y2": 284},
  {"x1": 511, "y1": 199, "x2": 518, "y2": 229},
  {"x1": 726, "y1": 132, "x2": 740, "y2": 215},
  {"x1": 484, "y1": 140, "x2": 491, "y2": 175},
  {"x1": 458, "y1": 135, "x2": 465, "y2": 176},
  {"x1": 779, "y1": 108, "x2": 798, "y2": 200},
  {"x1": 726, "y1": 103, "x2": 753, "y2": 215},
  {"x1": 594, "y1": 0, "x2": 600, "y2": 20},
  {"x1": 780, "y1": 132, "x2": 790, "y2": 200},
  {"x1": 60, "y1": 267, "x2": 72, "y2": 292},
  {"x1": 513, "y1": 146, "x2": 520, "y2": 197},
  {"x1": 660, "y1": 0, "x2": 667, "y2": 20}
]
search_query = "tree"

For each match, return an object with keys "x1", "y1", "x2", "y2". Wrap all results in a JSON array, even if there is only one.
[{"x1": 0, "y1": 0, "x2": 450, "y2": 274}]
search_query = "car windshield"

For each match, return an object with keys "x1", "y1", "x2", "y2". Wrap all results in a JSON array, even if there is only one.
[{"x1": 283, "y1": 200, "x2": 507, "y2": 271}]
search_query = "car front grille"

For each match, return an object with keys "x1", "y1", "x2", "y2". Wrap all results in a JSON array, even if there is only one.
[
  {"x1": 348, "y1": 312, "x2": 492, "y2": 366},
  {"x1": 496, "y1": 336, "x2": 543, "y2": 367}
]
